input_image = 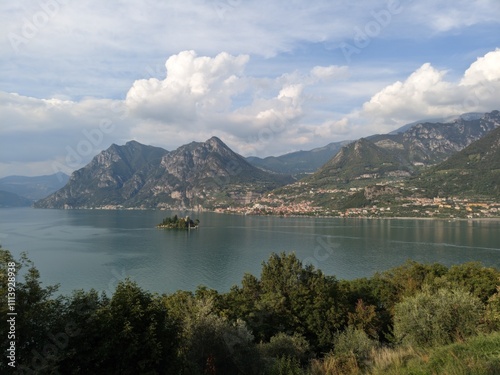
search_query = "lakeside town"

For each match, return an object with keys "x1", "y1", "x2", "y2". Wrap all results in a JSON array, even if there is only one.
[{"x1": 215, "y1": 190, "x2": 500, "y2": 219}]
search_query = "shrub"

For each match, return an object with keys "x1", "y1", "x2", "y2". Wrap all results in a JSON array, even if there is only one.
[
  {"x1": 333, "y1": 326, "x2": 378, "y2": 363},
  {"x1": 483, "y1": 285, "x2": 500, "y2": 332},
  {"x1": 310, "y1": 352, "x2": 360, "y2": 375},
  {"x1": 260, "y1": 332, "x2": 311, "y2": 365},
  {"x1": 180, "y1": 299, "x2": 262, "y2": 375},
  {"x1": 267, "y1": 355, "x2": 304, "y2": 375},
  {"x1": 393, "y1": 287, "x2": 484, "y2": 347}
]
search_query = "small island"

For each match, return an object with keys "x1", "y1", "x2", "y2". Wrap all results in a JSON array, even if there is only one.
[{"x1": 156, "y1": 215, "x2": 199, "y2": 230}]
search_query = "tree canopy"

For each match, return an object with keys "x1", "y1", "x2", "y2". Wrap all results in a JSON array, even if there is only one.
[{"x1": 1, "y1": 248, "x2": 499, "y2": 374}]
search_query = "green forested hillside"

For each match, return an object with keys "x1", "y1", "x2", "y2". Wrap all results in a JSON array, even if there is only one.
[
  {"x1": 414, "y1": 126, "x2": 500, "y2": 197},
  {"x1": 0, "y1": 190, "x2": 32, "y2": 207},
  {"x1": 306, "y1": 138, "x2": 412, "y2": 187},
  {"x1": 246, "y1": 140, "x2": 350, "y2": 176}
]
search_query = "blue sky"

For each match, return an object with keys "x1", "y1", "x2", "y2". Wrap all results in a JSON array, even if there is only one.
[{"x1": 1, "y1": 0, "x2": 499, "y2": 177}]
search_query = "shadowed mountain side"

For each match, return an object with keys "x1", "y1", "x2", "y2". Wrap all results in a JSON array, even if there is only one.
[
  {"x1": 413, "y1": 126, "x2": 500, "y2": 197},
  {"x1": 35, "y1": 137, "x2": 292, "y2": 209},
  {"x1": 0, "y1": 173, "x2": 69, "y2": 201},
  {"x1": 246, "y1": 140, "x2": 351, "y2": 175}
]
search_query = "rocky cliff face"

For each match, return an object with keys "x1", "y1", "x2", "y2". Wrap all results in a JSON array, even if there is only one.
[
  {"x1": 306, "y1": 111, "x2": 500, "y2": 188},
  {"x1": 371, "y1": 110, "x2": 500, "y2": 165},
  {"x1": 35, "y1": 137, "x2": 292, "y2": 209},
  {"x1": 307, "y1": 138, "x2": 413, "y2": 186},
  {"x1": 35, "y1": 141, "x2": 167, "y2": 208},
  {"x1": 414, "y1": 125, "x2": 500, "y2": 197}
]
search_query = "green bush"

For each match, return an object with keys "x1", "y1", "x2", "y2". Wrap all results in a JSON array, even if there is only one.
[
  {"x1": 260, "y1": 332, "x2": 311, "y2": 364},
  {"x1": 267, "y1": 355, "x2": 304, "y2": 375},
  {"x1": 484, "y1": 285, "x2": 500, "y2": 332},
  {"x1": 333, "y1": 326, "x2": 378, "y2": 363},
  {"x1": 393, "y1": 287, "x2": 484, "y2": 347},
  {"x1": 180, "y1": 299, "x2": 262, "y2": 375},
  {"x1": 444, "y1": 262, "x2": 500, "y2": 302}
]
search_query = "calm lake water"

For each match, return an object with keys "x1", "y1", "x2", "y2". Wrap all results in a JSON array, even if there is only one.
[{"x1": 1, "y1": 208, "x2": 499, "y2": 296}]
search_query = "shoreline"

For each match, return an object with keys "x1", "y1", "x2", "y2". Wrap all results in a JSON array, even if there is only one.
[{"x1": 23, "y1": 205, "x2": 500, "y2": 221}]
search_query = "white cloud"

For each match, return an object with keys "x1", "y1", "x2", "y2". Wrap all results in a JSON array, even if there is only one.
[
  {"x1": 126, "y1": 51, "x2": 249, "y2": 121},
  {"x1": 125, "y1": 51, "x2": 313, "y2": 154},
  {"x1": 0, "y1": 92, "x2": 130, "y2": 176},
  {"x1": 408, "y1": 0, "x2": 500, "y2": 33},
  {"x1": 0, "y1": 45, "x2": 355, "y2": 177},
  {"x1": 4, "y1": 0, "x2": 498, "y2": 100},
  {"x1": 460, "y1": 49, "x2": 500, "y2": 86},
  {"x1": 310, "y1": 65, "x2": 349, "y2": 81},
  {"x1": 359, "y1": 49, "x2": 500, "y2": 133}
]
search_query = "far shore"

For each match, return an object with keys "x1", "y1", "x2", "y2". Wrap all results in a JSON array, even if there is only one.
[{"x1": 25, "y1": 205, "x2": 500, "y2": 221}]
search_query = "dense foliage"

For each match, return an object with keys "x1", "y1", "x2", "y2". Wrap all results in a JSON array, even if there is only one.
[
  {"x1": 1, "y1": 247, "x2": 499, "y2": 374},
  {"x1": 157, "y1": 215, "x2": 199, "y2": 229}
]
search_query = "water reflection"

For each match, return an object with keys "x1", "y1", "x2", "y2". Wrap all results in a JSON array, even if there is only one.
[{"x1": 0, "y1": 208, "x2": 499, "y2": 296}]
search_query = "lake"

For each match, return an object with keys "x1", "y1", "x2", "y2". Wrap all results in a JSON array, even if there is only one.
[{"x1": 1, "y1": 208, "x2": 499, "y2": 296}]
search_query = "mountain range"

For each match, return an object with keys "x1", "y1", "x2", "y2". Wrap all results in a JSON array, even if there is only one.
[
  {"x1": 305, "y1": 110, "x2": 500, "y2": 187},
  {"x1": 246, "y1": 140, "x2": 351, "y2": 176},
  {"x1": 28, "y1": 109, "x2": 500, "y2": 211},
  {"x1": 0, "y1": 173, "x2": 69, "y2": 207},
  {"x1": 35, "y1": 137, "x2": 292, "y2": 209},
  {"x1": 413, "y1": 125, "x2": 500, "y2": 198}
]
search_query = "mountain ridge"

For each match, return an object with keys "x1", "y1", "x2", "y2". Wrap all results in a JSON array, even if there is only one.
[
  {"x1": 0, "y1": 173, "x2": 69, "y2": 203},
  {"x1": 35, "y1": 137, "x2": 292, "y2": 209},
  {"x1": 304, "y1": 110, "x2": 500, "y2": 188},
  {"x1": 246, "y1": 140, "x2": 351, "y2": 175},
  {"x1": 413, "y1": 126, "x2": 500, "y2": 197}
]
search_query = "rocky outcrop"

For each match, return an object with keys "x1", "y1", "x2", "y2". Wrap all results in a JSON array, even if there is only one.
[
  {"x1": 307, "y1": 111, "x2": 500, "y2": 188},
  {"x1": 35, "y1": 137, "x2": 292, "y2": 209}
]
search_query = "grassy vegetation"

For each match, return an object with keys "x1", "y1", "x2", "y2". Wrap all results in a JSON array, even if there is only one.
[{"x1": 369, "y1": 332, "x2": 500, "y2": 375}]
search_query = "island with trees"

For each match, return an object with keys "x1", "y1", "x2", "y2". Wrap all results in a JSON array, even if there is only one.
[{"x1": 156, "y1": 214, "x2": 199, "y2": 229}]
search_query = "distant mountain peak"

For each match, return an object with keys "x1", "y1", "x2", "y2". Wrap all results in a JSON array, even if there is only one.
[
  {"x1": 390, "y1": 111, "x2": 489, "y2": 134},
  {"x1": 35, "y1": 137, "x2": 291, "y2": 209},
  {"x1": 306, "y1": 110, "x2": 500, "y2": 188},
  {"x1": 125, "y1": 140, "x2": 144, "y2": 147},
  {"x1": 207, "y1": 135, "x2": 224, "y2": 144}
]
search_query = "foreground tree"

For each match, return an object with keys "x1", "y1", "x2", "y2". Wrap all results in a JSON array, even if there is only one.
[
  {"x1": 56, "y1": 280, "x2": 181, "y2": 374},
  {"x1": 0, "y1": 249, "x2": 64, "y2": 374},
  {"x1": 225, "y1": 252, "x2": 346, "y2": 352}
]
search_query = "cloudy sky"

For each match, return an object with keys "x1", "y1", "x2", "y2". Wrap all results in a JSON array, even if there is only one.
[{"x1": 1, "y1": 0, "x2": 499, "y2": 177}]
